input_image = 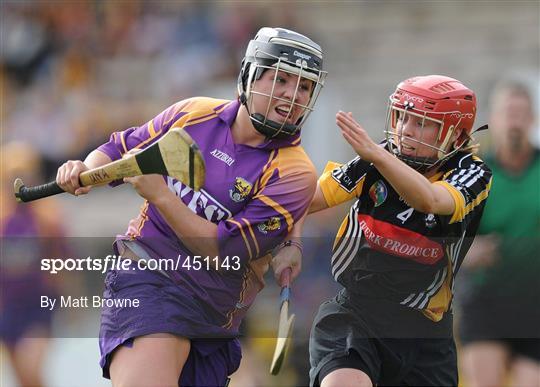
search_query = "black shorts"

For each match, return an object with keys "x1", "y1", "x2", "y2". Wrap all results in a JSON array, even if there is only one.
[{"x1": 310, "y1": 289, "x2": 457, "y2": 386}]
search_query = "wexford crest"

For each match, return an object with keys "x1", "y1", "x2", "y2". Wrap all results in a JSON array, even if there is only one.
[
  {"x1": 258, "y1": 217, "x2": 282, "y2": 234},
  {"x1": 230, "y1": 177, "x2": 252, "y2": 203}
]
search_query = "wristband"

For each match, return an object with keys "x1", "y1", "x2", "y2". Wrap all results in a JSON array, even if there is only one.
[{"x1": 272, "y1": 239, "x2": 303, "y2": 257}]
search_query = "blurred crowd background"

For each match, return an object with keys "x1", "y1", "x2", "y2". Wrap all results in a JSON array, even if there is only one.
[{"x1": 1, "y1": 1, "x2": 538, "y2": 386}]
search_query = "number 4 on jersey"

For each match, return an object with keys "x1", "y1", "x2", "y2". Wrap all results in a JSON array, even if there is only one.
[{"x1": 397, "y1": 207, "x2": 414, "y2": 224}]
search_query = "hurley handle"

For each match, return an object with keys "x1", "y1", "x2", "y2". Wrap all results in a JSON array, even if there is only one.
[
  {"x1": 14, "y1": 178, "x2": 65, "y2": 203},
  {"x1": 279, "y1": 268, "x2": 292, "y2": 304}
]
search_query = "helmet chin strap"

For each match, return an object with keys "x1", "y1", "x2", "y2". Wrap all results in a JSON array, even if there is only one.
[
  {"x1": 239, "y1": 92, "x2": 247, "y2": 105},
  {"x1": 250, "y1": 113, "x2": 299, "y2": 139},
  {"x1": 397, "y1": 153, "x2": 439, "y2": 173},
  {"x1": 240, "y1": 90, "x2": 300, "y2": 139}
]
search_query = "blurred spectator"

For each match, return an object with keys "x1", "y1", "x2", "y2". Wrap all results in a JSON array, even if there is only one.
[
  {"x1": 0, "y1": 142, "x2": 68, "y2": 386},
  {"x1": 1, "y1": 4, "x2": 57, "y2": 86},
  {"x1": 1, "y1": 1, "x2": 265, "y2": 181},
  {"x1": 457, "y1": 80, "x2": 540, "y2": 387}
]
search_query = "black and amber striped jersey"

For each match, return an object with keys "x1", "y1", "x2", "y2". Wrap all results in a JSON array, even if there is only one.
[{"x1": 319, "y1": 148, "x2": 492, "y2": 321}]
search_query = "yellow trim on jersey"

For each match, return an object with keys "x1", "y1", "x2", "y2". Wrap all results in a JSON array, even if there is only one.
[
  {"x1": 148, "y1": 120, "x2": 157, "y2": 137},
  {"x1": 253, "y1": 146, "x2": 313, "y2": 233},
  {"x1": 185, "y1": 112, "x2": 218, "y2": 126},
  {"x1": 126, "y1": 98, "x2": 231, "y2": 152},
  {"x1": 257, "y1": 145, "x2": 313, "y2": 193},
  {"x1": 256, "y1": 194, "x2": 294, "y2": 233},
  {"x1": 138, "y1": 201, "x2": 150, "y2": 236},
  {"x1": 170, "y1": 113, "x2": 205, "y2": 131},
  {"x1": 242, "y1": 217, "x2": 260, "y2": 257},
  {"x1": 257, "y1": 155, "x2": 280, "y2": 193},
  {"x1": 324, "y1": 161, "x2": 341, "y2": 172},
  {"x1": 215, "y1": 102, "x2": 229, "y2": 115},
  {"x1": 428, "y1": 171, "x2": 444, "y2": 182},
  {"x1": 223, "y1": 268, "x2": 250, "y2": 329},
  {"x1": 133, "y1": 103, "x2": 214, "y2": 150},
  {"x1": 421, "y1": 257, "x2": 453, "y2": 322},
  {"x1": 433, "y1": 181, "x2": 466, "y2": 223},
  {"x1": 226, "y1": 218, "x2": 253, "y2": 260},
  {"x1": 254, "y1": 150, "x2": 277, "y2": 193},
  {"x1": 222, "y1": 312, "x2": 233, "y2": 329},
  {"x1": 435, "y1": 178, "x2": 492, "y2": 224},
  {"x1": 162, "y1": 100, "x2": 190, "y2": 129},
  {"x1": 171, "y1": 97, "x2": 230, "y2": 129},
  {"x1": 333, "y1": 215, "x2": 351, "y2": 250},
  {"x1": 133, "y1": 129, "x2": 163, "y2": 150},
  {"x1": 472, "y1": 155, "x2": 482, "y2": 162},
  {"x1": 182, "y1": 98, "x2": 229, "y2": 117},
  {"x1": 119, "y1": 132, "x2": 128, "y2": 155},
  {"x1": 454, "y1": 179, "x2": 492, "y2": 224},
  {"x1": 319, "y1": 161, "x2": 365, "y2": 208},
  {"x1": 128, "y1": 201, "x2": 150, "y2": 239}
]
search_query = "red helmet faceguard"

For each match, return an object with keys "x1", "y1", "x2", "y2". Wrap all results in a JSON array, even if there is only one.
[{"x1": 385, "y1": 75, "x2": 477, "y2": 171}]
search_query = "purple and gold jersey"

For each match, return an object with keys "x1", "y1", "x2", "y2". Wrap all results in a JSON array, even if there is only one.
[
  {"x1": 97, "y1": 97, "x2": 316, "y2": 332},
  {"x1": 319, "y1": 147, "x2": 492, "y2": 322}
]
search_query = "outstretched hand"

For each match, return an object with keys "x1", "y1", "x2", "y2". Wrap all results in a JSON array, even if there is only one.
[{"x1": 336, "y1": 111, "x2": 382, "y2": 163}]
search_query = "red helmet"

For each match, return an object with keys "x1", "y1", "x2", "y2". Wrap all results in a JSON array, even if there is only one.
[{"x1": 385, "y1": 75, "x2": 477, "y2": 171}]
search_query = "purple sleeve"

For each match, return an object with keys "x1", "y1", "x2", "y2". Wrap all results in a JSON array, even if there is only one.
[
  {"x1": 217, "y1": 166, "x2": 317, "y2": 263},
  {"x1": 97, "y1": 100, "x2": 188, "y2": 161}
]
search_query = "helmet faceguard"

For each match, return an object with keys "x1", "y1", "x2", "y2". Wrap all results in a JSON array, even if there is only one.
[
  {"x1": 384, "y1": 75, "x2": 477, "y2": 172},
  {"x1": 237, "y1": 27, "x2": 327, "y2": 139}
]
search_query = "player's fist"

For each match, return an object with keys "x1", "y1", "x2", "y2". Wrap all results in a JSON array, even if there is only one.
[
  {"x1": 123, "y1": 174, "x2": 169, "y2": 203},
  {"x1": 271, "y1": 242, "x2": 302, "y2": 286},
  {"x1": 56, "y1": 160, "x2": 91, "y2": 196}
]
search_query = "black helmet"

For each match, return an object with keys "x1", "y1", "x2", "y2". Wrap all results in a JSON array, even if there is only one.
[{"x1": 237, "y1": 27, "x2": 326, "y2": 139}]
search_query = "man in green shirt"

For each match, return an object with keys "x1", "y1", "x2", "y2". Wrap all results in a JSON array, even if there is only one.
[{"x1": 458, "y1": 80, "x2": 540, "y2": 387}]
